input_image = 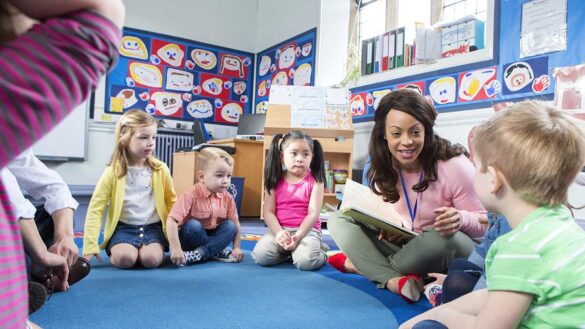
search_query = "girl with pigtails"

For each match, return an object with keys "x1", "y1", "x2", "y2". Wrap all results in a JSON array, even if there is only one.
[{"x1": 252, "y1": 130, "x2": 327, "y2": 271}]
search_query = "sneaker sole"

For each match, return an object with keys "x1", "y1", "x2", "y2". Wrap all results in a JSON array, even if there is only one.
[
  {"x1": 213, "y1": 257, "x2": 237, "y2": 263},
  {"x1": 402, "y1": 278, "x2": 423, "y2": 302},
  {"x1": 29, "y1": 282, "x2": 48, "y2": 314}
]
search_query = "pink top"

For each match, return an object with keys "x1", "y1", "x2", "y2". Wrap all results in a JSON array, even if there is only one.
[
  {"x1": 396, "y1": 155, "x2": 486, "y2": 238},
  {"x1": 0, "y1": 11, "x2": 120, "y2": 328},
  {"x1": 275, "y1": 173, "x2": 320, "y2": 231},
  {"x1": 168, "y1": 182, "x2": 238, "y2": 230}
]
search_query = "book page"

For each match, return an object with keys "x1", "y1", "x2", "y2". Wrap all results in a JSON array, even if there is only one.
[{"x1": 340, "y1": 179, "x2": 405, "y2": 227}]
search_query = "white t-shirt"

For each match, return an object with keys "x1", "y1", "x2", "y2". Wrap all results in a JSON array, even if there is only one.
[{"x1": 120, "y1": 166, "x2": 160, "y2": 225}]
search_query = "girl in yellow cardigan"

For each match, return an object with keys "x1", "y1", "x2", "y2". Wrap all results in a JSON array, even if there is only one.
[{"x1": 83, "y1": 110, "x2": 176, "y2": 269}]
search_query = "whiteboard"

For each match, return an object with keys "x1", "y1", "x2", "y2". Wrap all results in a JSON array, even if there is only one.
[{"x1": 32, "y1": 101, "x2": 88, "y2": 161}]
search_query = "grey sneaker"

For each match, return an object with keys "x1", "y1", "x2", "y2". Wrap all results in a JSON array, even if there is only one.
[
  {"x1": 213, "y1": 248, "x2": 237, "y2": 263},
  {"x1": 184, "y1": 248, "x2": 205, "y2": 265}
]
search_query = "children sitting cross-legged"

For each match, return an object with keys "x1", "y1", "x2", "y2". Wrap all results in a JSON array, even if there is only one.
[
  {"x1": 401, "y1": 100, "x2": 585, "y2": 329},
  {"x1": 166, "y1": 147, "x2": 243, "y2": 265},
  {"x1": 252, "y1": 130, "x2": 328, "y2": 271}
]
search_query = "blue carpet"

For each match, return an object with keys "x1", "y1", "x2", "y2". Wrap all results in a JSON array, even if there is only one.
[{"x1": 30, "y1": 238, "x2": 430, "y2": 328}]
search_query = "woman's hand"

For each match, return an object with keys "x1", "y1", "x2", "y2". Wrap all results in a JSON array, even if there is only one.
[
  {"x1": 433, "y1": 207, "x2": 462, "y2": 237},
  {"x1": 378, "y1": 230, "x2": 408, "y2": 246}
]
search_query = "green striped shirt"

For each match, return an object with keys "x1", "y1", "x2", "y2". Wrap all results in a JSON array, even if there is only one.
[{"x1": 486, "y1": 206, "x2": 585, "y2": 328}]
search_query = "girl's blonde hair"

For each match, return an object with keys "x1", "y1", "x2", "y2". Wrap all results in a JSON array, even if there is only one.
[
  {"x1": 109, "y1": 109, "x2": 158, "y2": 178},
  {"x1": 473, "y1": 101, "x2": 585, "y2": 206}
]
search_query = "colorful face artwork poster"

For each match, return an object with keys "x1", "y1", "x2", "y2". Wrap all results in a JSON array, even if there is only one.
[
  {"x1": 105, "y1": 28, "x2": 255, "y2": 125},
  {"x1": 349, "y1": 67, "x2": 501, "y2": 121},
  {"x1": 254, "y1": 28, "x2": 317, "y2": 114},
  {"x1": 457, "y1": 67, "x2": 499, "y2": 102},
  {"x1": 502, "y1": 56, "x2": 550, "y2": 95}
]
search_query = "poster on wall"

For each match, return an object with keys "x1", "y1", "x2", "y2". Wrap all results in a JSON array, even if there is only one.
[
  {"x1": 254, "y1": 28, "x2": 317, "y2": 114},
  {"x1": 105, "y1": 28, "x2": 255, "y2": 125},
  {"x1": 458, "y1": 67, "x2": 499, "y2": 102},
  {"x1": 553, "y1": 64, "x2": 585, "y2": 120},
  {"x1": 502, "y1": 56, "x2": 550, "y2": 95},
  {"x1": 520, "y1": 0, "x2": 567, "y2": 58}
]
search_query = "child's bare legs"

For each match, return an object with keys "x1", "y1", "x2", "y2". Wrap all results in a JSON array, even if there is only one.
[
  {"x1": 109, "y1": 243, "x2": 138, "y2": 269},
  {"x1": 342, "y1": 258, "x2": 362, "y2": 274},
  {"x1": 138, "y1": 243, "x2": 164, "y2": 268}
]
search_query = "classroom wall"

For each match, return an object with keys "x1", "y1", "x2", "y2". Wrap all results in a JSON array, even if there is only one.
[
  {"x1": 255, "y1": 0, "x2": 321, "y2": 52},
  {"x1": 123, "y1": 0, "x2": 258, "y2": 52},
  {"x1": 316, "y1": 0, "x2": 351, "y2": 87},
  {"x1": 254, "y1": 0, "x2": 350, "y2": 87},
  {"x1": 46, "y1": 0, "x2": 348, "y2": 186}
]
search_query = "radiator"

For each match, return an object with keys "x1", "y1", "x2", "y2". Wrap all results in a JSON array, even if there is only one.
[{"x1": 155, "y1": 132, "x2": 193, "y2": 171}]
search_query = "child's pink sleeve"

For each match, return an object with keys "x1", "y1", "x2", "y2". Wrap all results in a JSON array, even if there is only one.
[{"x1": 0, "y1": 10, "x2": 121, "y2": 168}]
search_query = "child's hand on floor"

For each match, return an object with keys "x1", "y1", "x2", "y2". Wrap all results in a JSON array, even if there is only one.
[
  {"x1": 84, "y1": 253, "x2": 102, "y2": 264},
  {"x1": 276, "y1": 230, "x2": 291, "y2": 248},
  {"x1": 170, "y1": 247, "x2": 186, "y2": 266},
  {"x1": 231, "y1": 248, "x2": 244, "y2": 262}
]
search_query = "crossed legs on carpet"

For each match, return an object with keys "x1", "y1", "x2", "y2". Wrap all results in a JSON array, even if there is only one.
[
  {"x1": 179, "y1": 219, "x2": 237, "y2": 263},
  {"x1": 328, "y1": 213, "x2": 474, "y2": 302},
  {"x1": 252, "y1": 228, "x2": 327, "y2": 271}
]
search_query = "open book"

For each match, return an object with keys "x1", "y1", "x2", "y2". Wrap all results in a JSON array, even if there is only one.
[{"x1": 339, "y1": 179, "x2": 418, "y2": 240}]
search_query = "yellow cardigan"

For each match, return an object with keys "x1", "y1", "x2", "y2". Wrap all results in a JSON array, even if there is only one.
[{"x1": 83, "y1": 159, "x2": 177, "y2": 255}]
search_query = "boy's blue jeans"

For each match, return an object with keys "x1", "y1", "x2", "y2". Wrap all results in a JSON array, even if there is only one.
[{"x1": 178, "y1": 219, "x2": 236, "y2": 259}]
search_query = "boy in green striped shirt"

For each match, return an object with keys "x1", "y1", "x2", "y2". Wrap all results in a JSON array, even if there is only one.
[{"x1": 401, "y1": 101, "x2": 585, "y2": 329}]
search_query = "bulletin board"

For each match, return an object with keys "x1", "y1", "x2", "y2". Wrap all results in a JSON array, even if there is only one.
[
  {"x1": 105, "y1": 27, "x2": 255, "y2": 125},
  {"x1": 254, "y1": 28, "x2": 317, "y2": 114},
  {"x1": 350, "y1": 0, "x2": 585, "y2": 123}
]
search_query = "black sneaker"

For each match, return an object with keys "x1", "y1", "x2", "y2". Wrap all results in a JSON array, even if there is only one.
[
  {"x1": 29, "y1": 281, "x2": 47, "y2": 314},
  {"x1": 184, "y1": 248, "x2": 205, "y2": 265},
  {"x1": 213, "y1": 249, "x2": 237, "y2": 263}
]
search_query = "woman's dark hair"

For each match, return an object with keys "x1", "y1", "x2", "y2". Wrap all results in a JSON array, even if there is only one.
[
  {"x1": 264, "y1": 130, "x2": 325, "y2": 193},
  {"x1": 366, "y1": 89, "x2": 467, "y2": 203}
]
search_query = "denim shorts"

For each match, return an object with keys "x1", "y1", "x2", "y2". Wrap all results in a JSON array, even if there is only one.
[{"x1": 106, "y1": 222, "x2": 167, "y2": 255}]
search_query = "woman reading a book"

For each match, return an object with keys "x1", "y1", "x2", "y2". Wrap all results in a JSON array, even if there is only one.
[{"x1": 328, "y1": 89, "x2": 487, "y2": 303}]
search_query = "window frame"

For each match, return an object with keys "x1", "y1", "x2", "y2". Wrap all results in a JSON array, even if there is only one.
[{"x1": 351, "y1": 0, "x2": 498, "y2": 89}]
